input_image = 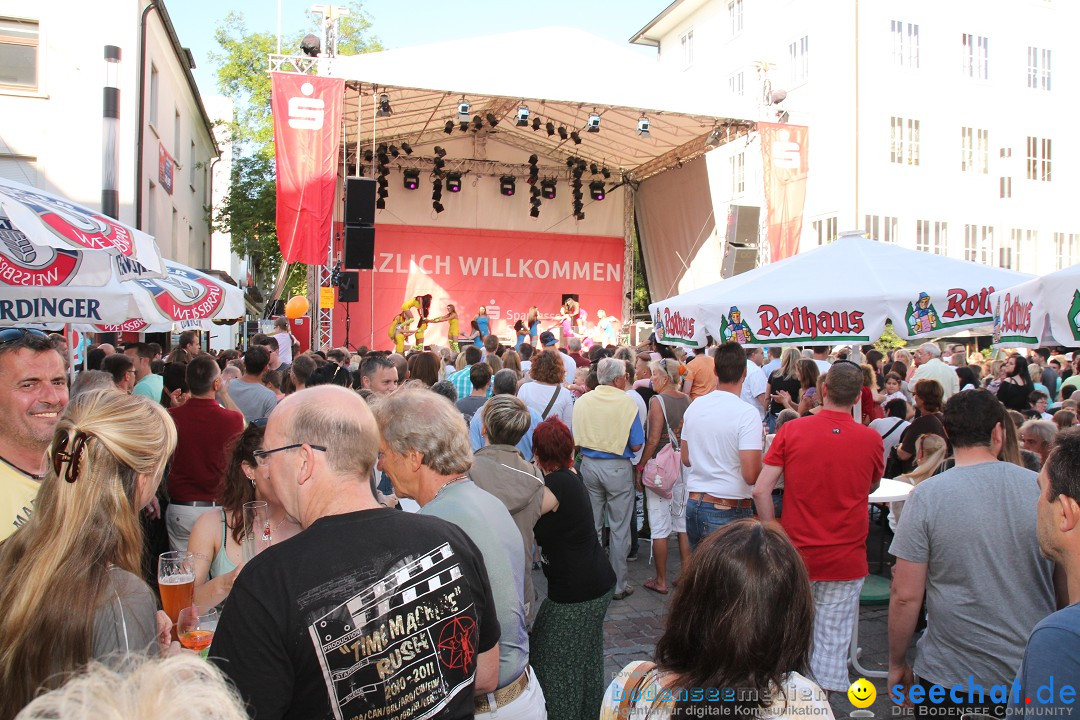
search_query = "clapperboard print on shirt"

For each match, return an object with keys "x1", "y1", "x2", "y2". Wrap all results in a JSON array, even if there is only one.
[{"x1": 308, "y1": 543, "x2": 479, "y2": 720}]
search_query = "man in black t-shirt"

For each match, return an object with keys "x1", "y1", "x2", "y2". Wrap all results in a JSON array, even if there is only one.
[{"x1": 211, "y1": 386, "x2": 500, "y2": 720}]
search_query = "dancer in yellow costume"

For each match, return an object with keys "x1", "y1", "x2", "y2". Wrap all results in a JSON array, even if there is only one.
[
  {"x1": 387, "y1": 311, "x2": 413, "y2": 354},
  {"x1": 399, "y1": 294, "x2": 433, "y2": 351},
  {"x1": 430, "y1": 304, "x2": 460, "y2": 352}
]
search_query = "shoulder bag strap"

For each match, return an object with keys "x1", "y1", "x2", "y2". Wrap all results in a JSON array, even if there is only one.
[
  {"x1": 616, "y1": 661, "x2": 657, "y2": 720},
  {"x1": 882, "y1": 418, "x2": 905, "y2": 440},
  {"x1": 655, "y1": 395, "x2": 678, "y2": 451},
  {"x1": 541, "y1": 384, "x2": 561, "y2": 419}
]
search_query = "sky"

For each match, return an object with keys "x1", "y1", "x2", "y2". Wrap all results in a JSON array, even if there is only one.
[{"x1": 168, "y1": 0, "x2": 666, "y2": 98}]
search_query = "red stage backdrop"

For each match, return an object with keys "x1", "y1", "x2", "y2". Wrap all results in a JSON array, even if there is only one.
[
  {"x1": 330, "y1": 225, "x2": 625, "y2": 350},
  {"x1": 759, "y1": 123, "x2": 809, "y2": 262},
  {"x1": 271, "y1": 73, "x2": 344, "y2": 265}
]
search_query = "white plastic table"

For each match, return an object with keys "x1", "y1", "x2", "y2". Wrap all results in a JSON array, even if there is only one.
[{"x1": 850, "y1": 478, "x2": 915, "y2": 678}]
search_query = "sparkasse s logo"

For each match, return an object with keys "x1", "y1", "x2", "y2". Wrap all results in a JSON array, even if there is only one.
[
  {"x1": 771, "y1": 129, "x2": 801, "y2": 169},
  {"x1": 288, "y1": 82, "x2": 325, "y2": 130}
]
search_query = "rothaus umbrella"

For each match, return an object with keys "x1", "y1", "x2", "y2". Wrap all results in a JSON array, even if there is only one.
[{"x1": 989, "y1": 263, "x2": 1080, "y2": 348}]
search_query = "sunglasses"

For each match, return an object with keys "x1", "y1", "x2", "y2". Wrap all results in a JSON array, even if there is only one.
[{"x1": 0, "y1": 327, "x2": 48, "y2": 346}]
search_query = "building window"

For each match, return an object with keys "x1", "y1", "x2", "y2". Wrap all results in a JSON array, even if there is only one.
[
  {"x1": 1000, "y1": 176, "x2": 1012, "y2": 198},
  {"x1": 865, "y1": 215, "x2": 898, "y2": 243},
  {"x1": 890, "y1": 117, "x2": 920, "y2": 165},
  {"x1": 730, "y1": 152, "x2": 745, "y2": 195},
  {"x1": 680, "y1": 29, "x2": 694, "y2": 69},
  {"x1": 728, "y1": 70, "x2": 744, "y2": 96},
  {"x1": 890, "y1": 20, "x2": 919, "y2": 69},
  {"x1": 0, "y1": 18, "x2": 38, "y2": 90},
  {"x1": 960, "y1": 127, "x2": 989, "y2": 174},
  {"x1": 916, "y1": 220, "x2": 930, "y2": 253},
  {"x1": 189, "y1": 141, "x2": 196, "y2": 189},
  {"x1": 813, "y1": 216, "x2": 837, "y2": 245},
  {"x1": 961, "y1": 33, "x2": 989, "y2": 80},
  {"x1": 174, "y1": 109, "x2": 181, "y2": 160},
  {"x1": 789, "y1": 35, "x2": 809, "y2": 85},
  {"x1": 964, "y1": 224, "x2": 993, "y2": 264},
  {"x1": 1027, "y1": 47, "x2": 1051, "y2": 91},
  {"x1": 729, "y1": 0, "x2": 743, "y2": 36},
  {"x1": 1026, "y1": 136, "x2": 1051, "y2": 181},
  {"x1": 1053, "y1": 232, "x2": 1079, "y2": 270},
  {"x1": 149, "y1": 64, "x2": 159, "y2": 127}
]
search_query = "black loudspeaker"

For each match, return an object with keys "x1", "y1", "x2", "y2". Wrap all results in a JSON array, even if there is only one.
[
  {"x1": 343, "y1": 225, "x2": 375, "y2": 270},
  {"x1": 337, "y1": 271, "x2": 359, "y2": 302},
  {"x1": 726, "y1": 205, "x2": 761, "y2": 247},
  {"x1": 345, "y1": 178, "x2": 376, "y2": 226}
]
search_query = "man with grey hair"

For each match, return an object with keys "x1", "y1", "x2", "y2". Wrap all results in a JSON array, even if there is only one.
[
  {"x1": 572, "y1": 357, "x2": 644, "y2": 600},
  {"x1": 470, "y1": 394, "x2": 554, "y2": 622},
  {"x1": 1021, "y1": 418, "x2": 1058, "y2": 467},
  {"x1": 69, "y1": 369, "x2": 117, "y2": 399},
  {"x1": 567, "y1": 337, "x2": 589, "y2": 368},
  {"x1": 212, "y1": 386, "x2": 501, "y2": 720},
  {"x1": 911, "y1": 342, "x2": 960, "y2": 400},
  {"x1": 374, "y1": 388, "x2": 545, "y2": 719},
  {"x1": 469, "y1": 369, "x2": 544, "y2": 459}
]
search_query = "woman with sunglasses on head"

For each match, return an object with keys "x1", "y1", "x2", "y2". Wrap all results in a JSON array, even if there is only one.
[
  {"x1": 187, "y1": 422, "x2": 302, "y2": 610},
  {"x1": 0, "y1": 390, "x2": 177, "y2": 718}
]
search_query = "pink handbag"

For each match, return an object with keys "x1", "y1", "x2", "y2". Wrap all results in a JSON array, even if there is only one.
[{"x1": 643, "y1": 396, "x2": 681, "y2": 500}]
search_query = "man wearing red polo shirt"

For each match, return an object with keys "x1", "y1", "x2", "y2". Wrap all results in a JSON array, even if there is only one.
[
  {"x1": 752, "y1": 361, "x2": 883, "y2": 693},
  {"x1": 166, "y1": 355, "x2": 245, "y2": 552}
]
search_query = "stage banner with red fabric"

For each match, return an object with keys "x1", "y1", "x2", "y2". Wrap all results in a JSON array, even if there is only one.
[
  {"x1": 271, "y1": 72, "x2": 344, "y2": 265},
  {"x1": 759, "y1": 123, "x2": 809, "y2": 262},
  {"x1": 330, "y1": 225, "x2": 625, "y2": 350}
]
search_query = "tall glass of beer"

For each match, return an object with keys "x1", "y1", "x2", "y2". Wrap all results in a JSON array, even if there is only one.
[{"x1": 158, "y1": 550, "x2": 195, "y2": 639}]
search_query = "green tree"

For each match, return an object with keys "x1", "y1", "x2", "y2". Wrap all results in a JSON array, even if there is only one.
[
  {"x1": 874, "y1": 321, "x2": 907, "y2": 352},
  {"x1": 208, "y1": 4, "x2": 381, "y2": 296}
]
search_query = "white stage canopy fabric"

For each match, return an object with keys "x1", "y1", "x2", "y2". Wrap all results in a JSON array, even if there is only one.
[
  {"x1": 989, "y1": 263, "x2": 1080, "y2": 348},
  {"x1": 649, "y1": 232, "x2": 1034, "y2": 348}
]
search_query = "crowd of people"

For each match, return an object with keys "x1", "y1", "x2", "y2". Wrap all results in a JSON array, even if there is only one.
[{"x1": 1, "y1": 321, "x2": 1079, "y2": 719}]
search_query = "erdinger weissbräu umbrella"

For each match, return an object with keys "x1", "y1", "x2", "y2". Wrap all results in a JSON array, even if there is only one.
[
  {"x1": 0, "y1": 176, "x2": 168, "y2": 326},
  {"x1": 649, "y1": 231, "x2": 1034, "y2": 348},
  {"x1": 989, "y1": 263, "x2": 1080, "y2": 348}
]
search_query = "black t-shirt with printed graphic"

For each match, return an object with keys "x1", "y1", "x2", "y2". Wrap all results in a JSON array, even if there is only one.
[{"x1": 211, "y1": 507, "x2": 500, "y2": 720}]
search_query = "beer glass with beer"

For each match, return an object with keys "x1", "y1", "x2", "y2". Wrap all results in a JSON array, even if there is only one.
[{"x1": 158, "y1": 550, "x2": 195, "y2": 639}]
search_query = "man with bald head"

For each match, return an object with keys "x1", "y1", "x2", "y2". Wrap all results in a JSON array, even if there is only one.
[{"x1": 211, "y1": 386, "x2": 501, "y2": 720}]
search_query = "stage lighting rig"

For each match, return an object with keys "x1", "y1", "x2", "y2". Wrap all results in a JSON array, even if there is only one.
[
  {"x1": 557, "y1": 126, "x2": 568, "y2": 141},
  {"x1": 546, "y1": 121, "x2": 555, "y2": 136},
  {"x1": 637, "y1": 116, "x2": 651, "y2": 138},
  {"x1": 541, "y1": 179, "x2": 556, "y2": 199},
  {"x1": 516, "y1": 106, "x2": 530, "y2": 126},
  {"x1": 587, "y1": 113, "x2": 600, "y2": 132},
  {"x1": 403, "y1": 169, "x2": 420, "y2": 190},
  {"x1": 376, "y1": 93, "x2": 392, "y2": 117},
  {"x1": 590, "y1": 180, "x2": 605, "y2": 201},
  {"x1": 444, "y1": 120, "x2": 454, "y2": 134},
  {"x1": 401, "y1": 142, "x2": 413, "y2": 155},
  {"x1": 570, "y1": 131, "x2": 581, "y2": 145},
  {"x1": 446, "y1": 172, "x2": 462, "y2": 192},
  {"x1": 532, "y1": 116, "x2": 542, "y2": 131},
  {"x1": 499, "y1": 176, "x2": 516, "y2": 196}
]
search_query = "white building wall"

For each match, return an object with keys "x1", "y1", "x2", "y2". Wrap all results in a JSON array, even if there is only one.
[
  {"x1": 636, "y1": 0, "x2": 1077, "y2": 279},
  {"x1": 0, "y1": 0, "x2": 217, "y2": 270}
]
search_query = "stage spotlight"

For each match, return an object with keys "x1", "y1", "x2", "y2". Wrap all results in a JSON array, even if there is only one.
[
  {"x1": 376, "y1": 175, "x2": 388, "y2": 188},
  {"x1": 433, "y1": 146, "x2": 447, "y2": 158},
  {"x1": 444, "y1": 120, "x2": 454, "y2": 134},
  {"x1": 378, "y1": 187, "x2": 389, "y2": 199},
  {"x1": 446, "y1": 172, "x2": 462, "y2": 192},
  {"x1": 532, "y1": 116, "x2": 541, "y2": 131},
  {"x1": 458, "y1": 100, "x2": 471, "y2": 118},
  {"x1": 377, "y1": 152, "x2": 389, "y2": 165},
  {"x1": 389, "y1": 145, "x2": 400, "y2": 158},
  {"x1": 590, "y1": 162, "x2": 599, "y2": 175},
  {"x1": 530, "y1": 185, "x2": 541, "y2": 198},
  {"x1": 486, "y1": 113, "x2": 499, "y2": 128},
  {"x1": 432, "y1": 182, "x2": 443, "y2": 202},
  {"x1": 541, "y1": 179, "x2": 556, "y2": 199},
  {"x1": 401, "y1": 142, "x2": 413, "y2": 155},
  {"x1": 473, "y1": 115, "x2": 483, "y2": 131},
  {"x1": 637, "y1": 116, "x2": 651, "y2": 138},
  {"x1": 363, "y1": 150, "x2": 373, "y2": 162},
  {"x1": 433, "y1": 157, "x2": 445, "y2": 175},
  {"x1": 376, "y1": 198, "x2": 386, "y2": 209},
  {"x1": 516, "y1": 106, "x2": 530, "y2": 126},
  {"x1": 460, "y1": 120, "x2": 470, "y2": 132},
  {"x1": 576, "y1": 211, "x2": 585, "y2": 220},
  {"x1": 587, "y1": 114, "x2": 600, "y2": 132},
  {"x1": 557, "y1": 126, "x2": 568, "y2": 140},
  {"x1": 433, "y1": 200, "x2": 444, "y2": 213},
  {"x1": 530, "y1": 206, "x2": 540, "y2": 218},
  {"x1": 499, "y1": 176, "x2": 516, "y2": 196},
  {"x1": 589, "y1": 180, "x2": 606, "y2": 201},
  {"x1": 570, "y1": 131, "x2": 581, "y2": 145},
  {"x1": 546, "y1": 121, "x2": 555, "y2": 136},
  {"x1": 566, "y1": 157, "x2": 575, "y2": 168},
  {"x1": 376, "y1": 93, "x2": 392, "y2": 117},
  {"x1": 402, "y1": 169, "x2": 420, "y2": 190},
  {"x1": 601, "y1": 166, "x2": 611, "y2": 179}
]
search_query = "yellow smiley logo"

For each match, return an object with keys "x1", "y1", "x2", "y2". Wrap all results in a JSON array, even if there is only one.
[{"x1": 847, "y1": 678, "x2": 877, "y2": 708}]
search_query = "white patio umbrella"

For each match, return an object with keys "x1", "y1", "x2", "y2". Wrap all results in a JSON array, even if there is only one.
[
  {"x1": 649, "y1": 231, "x2": 1034, "y2": 348},
  {"x1": 0, "y1": 176, "x2": 165, "y2": 284},
  {"x1": 988, "y1": 263, "x2": 1080, "y2": 348}
]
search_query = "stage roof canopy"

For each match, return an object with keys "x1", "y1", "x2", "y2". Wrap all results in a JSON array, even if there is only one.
[{"x1": 304, "y1": 26, "x2": 756, "y2": 182}]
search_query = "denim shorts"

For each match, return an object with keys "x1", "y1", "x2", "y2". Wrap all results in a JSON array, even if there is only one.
[{"x1": 685, "y1": 499, "x2": 754, "y2": 549}]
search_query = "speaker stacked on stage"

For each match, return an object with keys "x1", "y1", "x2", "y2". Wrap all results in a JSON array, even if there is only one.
[
  {"x1": 343, "y1": 178, "x2": 376, "y2": 270},
  {"x1": 337, "y1": 271, "x2": 359, "y2": 302}
]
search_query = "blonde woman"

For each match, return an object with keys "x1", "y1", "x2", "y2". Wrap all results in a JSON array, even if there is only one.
[
  {"x1": 766, "y1": 348, "x2": 802, "y2": 432},
  {"x1": 888, "y1": 433, "x2": 949, "y2": 531},
  {"x1": 637, "y1": 359, "x2": 691, "y2": 595},
  {"x1": 0, "y1": 390, "x2": 178, "y2": 717}
]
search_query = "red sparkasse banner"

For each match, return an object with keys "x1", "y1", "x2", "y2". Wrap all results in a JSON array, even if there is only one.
[
  {"x1": 271, "y1": 72, "x2": 344, "y2": 265},
  {"x1": 330, "y1": 224, "x2": 626, "y2": 350},
  {"x1": 759, "y1": 123, "x2": 809, "y2": 262}
]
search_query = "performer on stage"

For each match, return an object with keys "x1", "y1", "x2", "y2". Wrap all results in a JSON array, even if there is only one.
[
  {"x1": 474, "y1": 306, "x2": 490, "y2": 339},
  {"x1": 430, "y1": 304, "x2": 459, "y2": 352},
  {"x1": 399, "y1": 294, "x2": 432, "y2": 351},
  {"x1": 388, "y1": 310, "x2": 413, "y2": 354},
  {"x1": 527, "y1": 306, "x2": 540, "y2": 346},
  {"x1": 513, "y1": 320, "x2": 529, "y2": 350},
  {"x1": 594, "y1": 309, "x2": 617, "y2": 347},
  {"x1": 461, "y1": 320, "x2": 482, "y2": 348}
]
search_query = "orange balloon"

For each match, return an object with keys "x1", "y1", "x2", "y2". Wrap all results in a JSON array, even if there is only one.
[{"x1": 285, "y1": 295, "x2": 310, "y2": 319}]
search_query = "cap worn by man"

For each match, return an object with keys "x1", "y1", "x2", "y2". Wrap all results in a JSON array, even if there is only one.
[{"x1": 212, "y1": 386, "x2": 502, "y2": 720}]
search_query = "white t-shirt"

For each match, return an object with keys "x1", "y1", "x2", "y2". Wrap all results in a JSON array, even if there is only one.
[
  {"x1": 814, "y1": 358, "x2": 832, "y2": 375},
  {"x1": 517, "y1": 381, "x2": 574, "y2": 431},
  {"x1": 559, "y1": 350, "x2": 577, "y2": 385},
  {"x1": 740, "y1": 360, "x2": 768, "y2": 421},
  {"x1": 869, "y1": 416, "x2": 910, "y2": 471},
  {"x1": 272, "y1": 331, "x2": 295, "y2": 365},
  {"x1": 682, "y1": 390, "x2": 763, "y2": 498}
]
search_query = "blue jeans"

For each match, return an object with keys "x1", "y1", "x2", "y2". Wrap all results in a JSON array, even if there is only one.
[{"x1": 685, "y1": 499, "x2": 754, "y2": 549}]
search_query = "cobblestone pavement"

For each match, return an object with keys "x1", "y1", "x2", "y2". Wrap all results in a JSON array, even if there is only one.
[{"x1": 532, "y1": 515, "x2": 900, "y2": 719}]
